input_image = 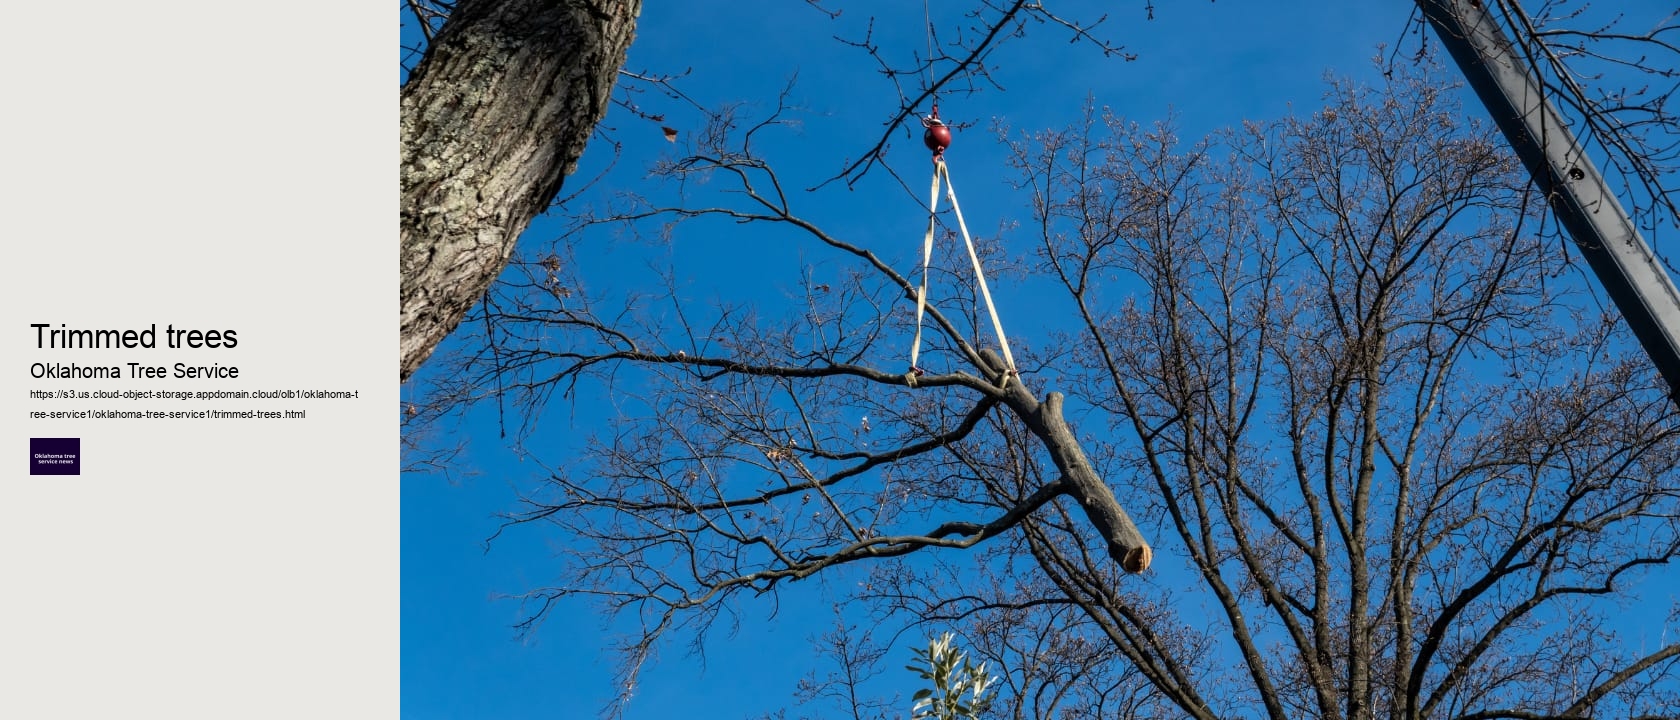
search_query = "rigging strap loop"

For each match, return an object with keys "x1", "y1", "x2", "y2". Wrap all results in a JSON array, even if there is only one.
[
  {"x1": 909, "y1": 162, "x2": 942, "y2": 374},
  {"x1": 908, "y1": 158, "x2": 1018, "y2": 381}
]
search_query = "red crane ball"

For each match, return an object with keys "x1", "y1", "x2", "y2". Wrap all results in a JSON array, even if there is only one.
[{"x1": 923, "y1": 120, "x2": 952, "y2": 155}]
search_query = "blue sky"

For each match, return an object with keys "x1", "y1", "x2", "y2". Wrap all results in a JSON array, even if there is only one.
[{"x1": 401, "y1": 3, "x2": 1676, "y2": 719}]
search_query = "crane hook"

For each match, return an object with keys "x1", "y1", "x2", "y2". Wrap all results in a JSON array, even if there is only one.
[{"x1": 922, "y1": 103, "x2": 951, "y2": 161}]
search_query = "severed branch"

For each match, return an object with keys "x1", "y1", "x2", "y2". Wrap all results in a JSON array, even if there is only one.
[{"x1": 982, "y1": 348, "x2": 1153, "y2": 572}]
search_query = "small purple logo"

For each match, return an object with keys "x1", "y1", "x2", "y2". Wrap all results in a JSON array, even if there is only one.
[{"x1": 30, "y1": 437, "x2": 80, "y2": 475}]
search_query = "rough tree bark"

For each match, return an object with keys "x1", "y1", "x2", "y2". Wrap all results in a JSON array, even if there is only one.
[{"x1": 400, "y1": 0, "x2": 642, "y2": 381}]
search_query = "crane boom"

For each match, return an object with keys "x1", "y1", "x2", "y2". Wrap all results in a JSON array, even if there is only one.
[{"x1": 1416, "y1": 0, "x2": 1680, "y2": 403}]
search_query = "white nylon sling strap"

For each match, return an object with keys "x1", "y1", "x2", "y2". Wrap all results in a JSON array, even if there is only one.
[
  {"x1": 941, "y1": 160, "x2": 1018, "y2": 374},
  {"x1": 909, "y1": 164, "x2": 943, "y2": 373},
  {"x1": 907, "y1": 158, "x2": 1018, "y2": 377}
]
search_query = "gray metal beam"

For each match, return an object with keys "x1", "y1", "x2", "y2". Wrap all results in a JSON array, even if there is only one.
[{"x1": 1416, "y1": 0, "x2": 1680, "y2": 402}]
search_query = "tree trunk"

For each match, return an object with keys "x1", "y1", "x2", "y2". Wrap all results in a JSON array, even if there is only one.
[{"x1": 400, "y1": 0, "x2": 641, "y2": 381}]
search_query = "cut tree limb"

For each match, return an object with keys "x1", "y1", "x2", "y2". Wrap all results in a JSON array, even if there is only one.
[{"x1": 981, "y1": 349, "x2": 1153, "y2": 572}]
